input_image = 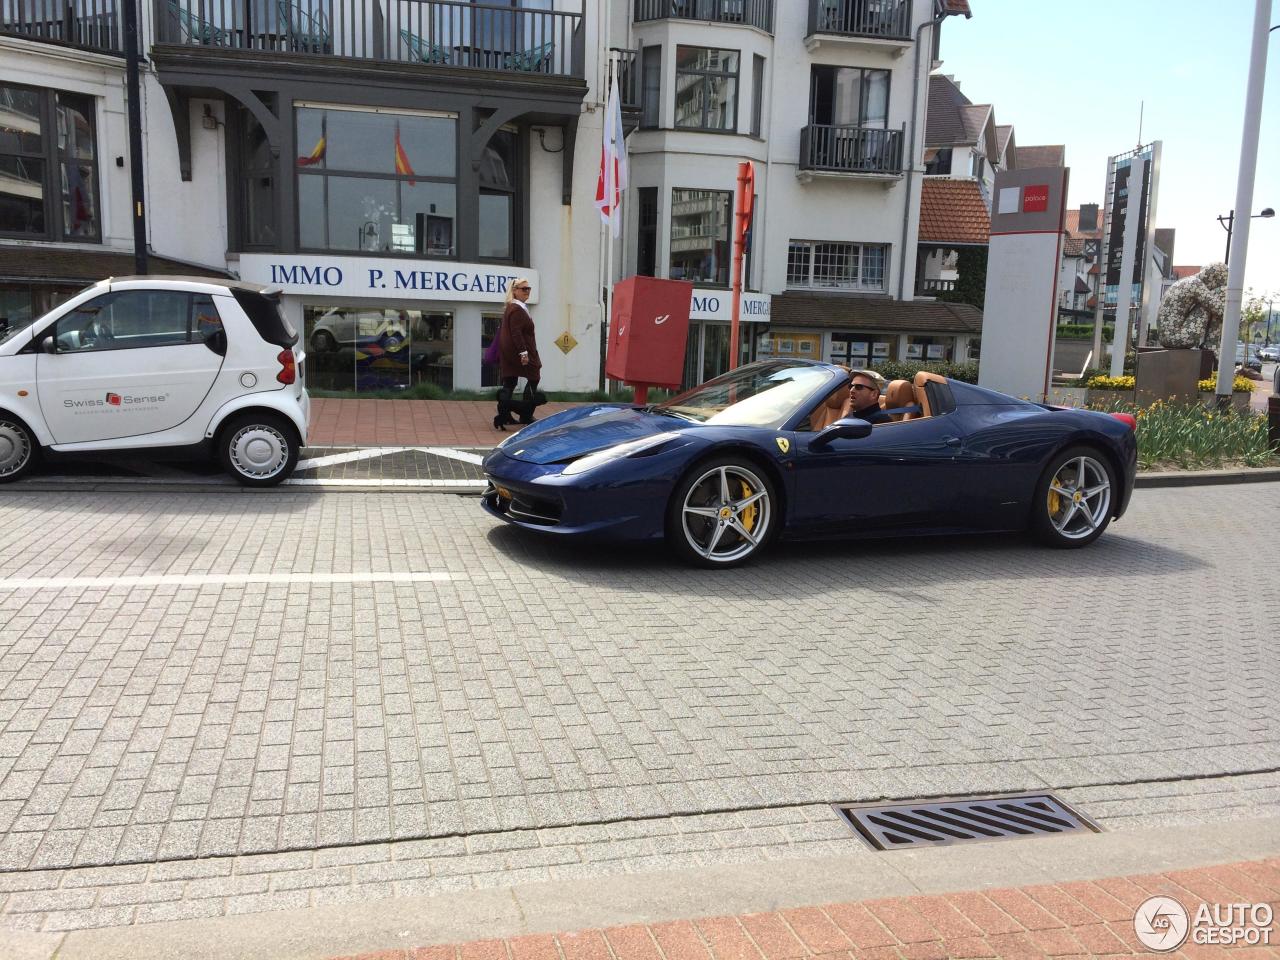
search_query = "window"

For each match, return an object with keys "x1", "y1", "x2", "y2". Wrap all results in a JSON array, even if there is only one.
[
  {"x1": 0, "y1": 83, "x2": 100, "y2": 241},
  {"x1": 787, "y1": 240, "x2": 888, "y2": 292},
  {"x1": 809, "y1": 65, "x2": 889, "y2": 128},
  {"x1": 970, "y1": 152, "x2": 985, "y2": 179},
  {"x1": 303, "y1": 306, "x2": 453, "y2": 393},
  {"x1": 924, "y1": 147, "x2": 952, "y2": 176},
  {"x1": 236, "y1": 105, "x2": 276, "y2": 249},
  {"x1": 670, "y1": 188, "x2": 731, "y2": 286},
  {"x1": 750, "y1": 54, "x2": 765, "y2": 137},
  {"x1": 674, "y1": 47, "x2": 738, "y2": 131},
  {"x1": 52, "y1": 291, "x2": 216, "y2": 352},
  {"x1": 296, "y1": 105, "x2": 457, "y2": 255},
  {"x1": 478, "y1": 129, "x2": 517, "y2": 260},
  {"x1": 637, "y1": 187, "x2": 658, "y2": 277},
  {"x1": 640, "y1": 46, "x2": 661, "y2": 129}
]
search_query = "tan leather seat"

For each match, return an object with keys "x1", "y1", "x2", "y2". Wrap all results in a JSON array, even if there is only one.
[
  {"x1": 809, "y1": 382, "x2": 852, "y2": 431},
  {"x1": 883, "y1": 379, "x2": 917, "y2": 421}
]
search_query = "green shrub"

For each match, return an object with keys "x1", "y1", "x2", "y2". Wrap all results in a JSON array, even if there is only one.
[
  {"x1": 1056, "y1": 323, "x2": 1114, "y2": 342},
  {"x1": 870, "y1": 360, "x2": 980, "y2": 384}
]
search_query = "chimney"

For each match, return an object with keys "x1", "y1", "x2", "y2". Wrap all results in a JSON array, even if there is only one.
[{"x1": 1079, "y1": 203, "x2": 1099, "y2": 231}]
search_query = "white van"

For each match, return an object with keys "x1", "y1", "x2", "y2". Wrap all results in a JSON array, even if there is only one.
[{"x1": 0, "y1": 277, "x2": 309, "y2": 486}]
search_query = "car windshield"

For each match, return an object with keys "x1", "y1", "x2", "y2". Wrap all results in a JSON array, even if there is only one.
[{"x1": 654, "y1": 361, "x2": 834, "y2": 428}]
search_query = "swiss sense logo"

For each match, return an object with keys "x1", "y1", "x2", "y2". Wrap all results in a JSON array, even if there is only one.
[
  {"x1": 1022, "y1": 184, "x2": 1050, "y2": 213},
  {"x1": 105, "y1": 392, "x2": 122, "y2": 406}
]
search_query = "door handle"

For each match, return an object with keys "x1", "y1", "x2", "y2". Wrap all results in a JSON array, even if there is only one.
[{"x1": 944, "y1": 436, "x2": 962, "y2": 448}]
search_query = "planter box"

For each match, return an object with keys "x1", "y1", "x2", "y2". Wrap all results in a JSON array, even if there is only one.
[{"x1": 1085, "y1": 388, "x2": 1251, "y2": 412}]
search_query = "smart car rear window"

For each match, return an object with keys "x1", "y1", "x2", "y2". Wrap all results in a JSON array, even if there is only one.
[{"x1": 232, "y1": 289, "x2": 297, "y2": 347}]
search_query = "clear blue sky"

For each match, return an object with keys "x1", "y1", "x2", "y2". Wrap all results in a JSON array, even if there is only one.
[{"x1": 940, "y1": 0, "x2": 1279, "y2": 305}]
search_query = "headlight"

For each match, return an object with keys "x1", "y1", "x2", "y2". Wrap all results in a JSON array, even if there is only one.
[{"x1": 562, "y1": 432, "x2": 680, "y2": 476}]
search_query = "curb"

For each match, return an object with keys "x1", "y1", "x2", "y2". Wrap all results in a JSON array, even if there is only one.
[{"x1": 1135, "y1": 466, "x2": 1280, "y2": 488}]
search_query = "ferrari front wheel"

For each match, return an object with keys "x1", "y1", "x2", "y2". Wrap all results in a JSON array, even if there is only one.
[
  {"x1": 1032, "y1": 446, "x2": 1115, "y2": 548},
  {"x1": 666, "y1": 456, "x2": 776, "y2": 568}
]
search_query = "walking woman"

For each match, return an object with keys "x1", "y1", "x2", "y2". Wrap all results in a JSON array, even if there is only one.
[{"x1": 494, "y1": 277, "x2": 541, "y2": 430}]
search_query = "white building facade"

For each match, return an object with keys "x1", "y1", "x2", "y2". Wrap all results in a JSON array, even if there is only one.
[{"x1": 3, "y1": 0, "x2": 975, "y2": 397}]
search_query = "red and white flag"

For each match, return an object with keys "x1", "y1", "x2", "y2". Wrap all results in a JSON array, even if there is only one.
[{"x1": 594, "y1": 69, "x2": 628, "y2": 238}]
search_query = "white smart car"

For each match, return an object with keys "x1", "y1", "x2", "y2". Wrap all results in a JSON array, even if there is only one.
[{"x1": 0, "y1": 276, "x2": 309, "y2": 486}]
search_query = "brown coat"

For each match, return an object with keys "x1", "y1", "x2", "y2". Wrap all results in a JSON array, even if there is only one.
[{"x1": 498, "y1": 302, "x2": 540, "y2": 379}]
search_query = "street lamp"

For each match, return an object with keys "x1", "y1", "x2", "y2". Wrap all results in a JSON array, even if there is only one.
[{"x1": 1217, "y1": 206, "x2": 1275, "y2": 263}]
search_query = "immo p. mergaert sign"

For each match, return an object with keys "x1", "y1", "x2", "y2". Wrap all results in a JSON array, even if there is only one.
[{"x1": 237, "y1": 255, "x2": 541, "y2": 304}]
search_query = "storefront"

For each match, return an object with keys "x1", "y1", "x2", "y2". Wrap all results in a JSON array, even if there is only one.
[
  {"x1": 682, "y1": 289, "x2": 772, "y2": 388},
  {"x1": 237, "y1": 253, "x2": 539, "y2": 394}
]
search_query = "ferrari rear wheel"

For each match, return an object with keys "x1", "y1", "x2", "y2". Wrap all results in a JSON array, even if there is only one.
[
  {"x1": 1032, "y1": 446, "x2": 1115, "y2": 548},
  {"x1": 666, "y1": 456, "x2": 776, "y2": 568}
]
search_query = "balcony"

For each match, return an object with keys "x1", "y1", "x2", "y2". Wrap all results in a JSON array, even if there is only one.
[
  {"x1": 1, "y1": 0, "x2": 122, "y2": 54},
  {"x1": 798, "y1": 124, "x2": 904, "y2": 181},
  {"x1": 633, "y1": 0, "x2": 773, "y2": 34},
  {"x1": 916, "y1": 277, "x2": 956, "y2": 297},
  {"x1": 153, "y1": 0, "x2": 583, "y2": 77},
  {"x1": 805, "y1": 0, "x2": 911, "y2": 54}
]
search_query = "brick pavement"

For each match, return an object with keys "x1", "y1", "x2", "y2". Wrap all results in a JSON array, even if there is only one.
[
  {"x1": 326, "y1": 858, "x2": 1280, "y2": 960},
  {"x1": 0, "y1": 482, "x2": 1277, "y2": 935},
  {"x1": 308, "y1": 398, "x2": 579, "y2": 447}
]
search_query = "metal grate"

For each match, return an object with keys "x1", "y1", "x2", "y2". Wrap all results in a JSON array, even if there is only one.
[{"x1": 835, "y1": 794, "x2": 1099, "y2": 851}]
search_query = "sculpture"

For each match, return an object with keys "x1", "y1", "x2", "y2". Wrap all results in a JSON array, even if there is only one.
[{"x1": 1156, "y1": 262, "x2": 1227, "y2": 349}]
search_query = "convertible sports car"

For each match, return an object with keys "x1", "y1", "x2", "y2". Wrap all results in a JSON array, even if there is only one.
[{"x1": 481, "y1": 360, "x2": 1138, "y2": 567}]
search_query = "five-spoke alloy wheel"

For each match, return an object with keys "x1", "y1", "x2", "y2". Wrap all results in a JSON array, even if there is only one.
[
  {"x1": 218, "y1": 413, "x2": 299, "y2": 487},
  {"x1": 666, "y1": 456, "x2": 776, "y2": 567},
  {"x1": 1032, "y1": 446, "x2": 1115, "y2": 548}
]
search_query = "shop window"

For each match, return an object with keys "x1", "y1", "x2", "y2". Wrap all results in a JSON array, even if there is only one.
[
  {"x1": 303, "y1": 306, "x2": 454, "y2": 393},
  {"x1": 674, "y1": 46, "x2": 738, "y2": 132},
  {"x1": 296, "y1": 104, "x2": 457, "y2": 255},
  {"x1": 670, "y1": 188, "x2": 730, "y2": 286},
  {"x1": 787, "y1": 240, "x2": 887, "y2": 292},
  {"x1": 828, "y1": 334, "x2": 896, "y2": 368},
  {"x1": 906, "y1": 336, "x2": 952, "y2": 362},
  {"x1": 0, "y1": 83, "x2": 100, "y2": 241},
  {"x1": 758, "y1": 333, "x2": 820, "y2": 360}
]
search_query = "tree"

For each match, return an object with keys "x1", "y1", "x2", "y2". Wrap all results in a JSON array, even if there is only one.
[
  {"x1": 1241, "y1": 288, "x2": 1277, "y2": 343},
  {"x1": 939, "y1": 247, "x2": 987, "y2": 310}
]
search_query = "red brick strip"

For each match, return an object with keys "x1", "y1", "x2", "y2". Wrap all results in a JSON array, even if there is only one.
[
  {"x1": 308, "y1": 399, "x2": 580, "y2": 448},
  {"x1": 329, "y1": 859, "x2": 1280, "y2": 960}
]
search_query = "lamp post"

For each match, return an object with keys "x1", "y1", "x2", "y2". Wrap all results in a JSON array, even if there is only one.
[{"x1": 1217, "y1": 207, "x2": 1275, "y2": 263}]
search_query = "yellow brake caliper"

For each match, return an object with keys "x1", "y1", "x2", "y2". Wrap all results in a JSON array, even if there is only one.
[
  {"x1": 1047, "y1": 474, "x2": 1061, "y2": 517},
  {"x1": 739, "y1": 480, "x2": 757, "y2": 532}
]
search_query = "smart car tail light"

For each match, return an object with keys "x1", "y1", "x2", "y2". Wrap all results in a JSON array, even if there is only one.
[
  {"x1": 1109, "y1": 412, "x2": 1137, "y2": 431},
  {"x1": 276, "y1": 349, "x2": 297, "y2": 384}
]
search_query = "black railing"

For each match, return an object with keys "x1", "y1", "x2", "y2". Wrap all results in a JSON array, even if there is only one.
[
  {"x1": 154, "y1": 0, "x2": 583, "y2": 76},
  {"x1": 611, "y1": 47, "x2": 640, "y2": 111},
  {"x1": 916, "y1": 277, "x2": 956, "y2": 295},
  {"x1": 807, "y1": 0, "x2": 910, "y2": 40},
  {"x1": 1, "y1": 0, "x2": 121, "y2": 52},
  {"x1": 799, "y1": 124, "x2": 904, "y2": 175},
  {"x1": 633, "y1": 0, "x2": 773, "y2": 33}
]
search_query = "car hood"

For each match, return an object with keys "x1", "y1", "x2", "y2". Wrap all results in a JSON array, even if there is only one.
[{"x1": 501, "y1": 406, "x2": 688, "y2": 464}]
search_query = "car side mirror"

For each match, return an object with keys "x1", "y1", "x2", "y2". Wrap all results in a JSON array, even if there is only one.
[
  {"x1": 40, "y1": 336, "x2": 56, "y2": 355},
  {"x1": 810, "y1": 417, "x2": 873, "y2": 450}
]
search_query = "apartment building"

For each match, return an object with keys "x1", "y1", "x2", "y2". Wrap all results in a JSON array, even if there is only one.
[{"x1": 2, "y1": 0, "x2": 977, "y2": 396}]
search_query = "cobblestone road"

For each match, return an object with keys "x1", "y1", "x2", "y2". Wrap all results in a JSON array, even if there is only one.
[{"x1": 0, "y1": 482, "x2": 1276, "y2": 932}]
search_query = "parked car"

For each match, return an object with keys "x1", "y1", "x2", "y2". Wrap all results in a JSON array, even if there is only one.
[
  {"x1": 0, "y1": 277, "x2": 308, "y2": 486},
  {"x1": 1257, "y1": 344, "x2": 1280, "y2": 363},
  {"x1": 482, "y1": 359, "x2": 1138, "y2": 567},
  {"x1": 310, "y1": 309, "x2": 406, "y2": 353}
]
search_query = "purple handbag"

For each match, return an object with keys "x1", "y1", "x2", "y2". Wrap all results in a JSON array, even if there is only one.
[{"x1": 482, "y1": 337, "x2": 500, "y2": 366}]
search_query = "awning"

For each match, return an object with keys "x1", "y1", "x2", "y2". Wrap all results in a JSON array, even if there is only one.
[
  {"x1": 0, "y1": 245, "x2": 230, "y2": 284},
  {"x1": 771, "y1": 293, "x2": 983, "y2": 334}
]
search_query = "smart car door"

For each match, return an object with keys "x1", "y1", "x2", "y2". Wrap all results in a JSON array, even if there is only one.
[
  {"x1": 790, "y1": 414, "x2": 973, "y2": 535},
  {"x1": 36, "y1": 289, "x2": 225, "y2": 444}
]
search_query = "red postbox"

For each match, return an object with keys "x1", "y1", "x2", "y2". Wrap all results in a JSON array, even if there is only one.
[{"x1": 606, "y1": 276, "x2": 693, "y2": 400}]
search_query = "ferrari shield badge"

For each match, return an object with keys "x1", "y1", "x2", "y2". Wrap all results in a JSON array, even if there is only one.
[{"x1": 775, "y1": 437, "x2": 790, "y2": 454}]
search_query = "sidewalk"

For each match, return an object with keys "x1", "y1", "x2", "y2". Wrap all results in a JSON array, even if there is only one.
[
  {"x1": 327, "y1": 857, "x2": 1280, "y2": 960},
  {"x1": 308, "y1": 398, "x2": 581, "y2": 447}
]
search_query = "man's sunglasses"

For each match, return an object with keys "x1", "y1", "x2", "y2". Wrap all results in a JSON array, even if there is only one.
[{"x1": 850, "y1": 383, "x2": 877, "y2": 392}]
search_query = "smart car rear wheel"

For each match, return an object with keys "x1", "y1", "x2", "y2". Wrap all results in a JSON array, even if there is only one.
[
  {"x1": 1032, "y1": 446, "x2": 1115, "y2": 548},
  {"x1": 0, "y1": 416, "x2": 36, "y2": 483},
  {"x1": 219, "y1": 413, "x2": 299, "y2": 487},
  {"x1": 666, "y1": 456, "x2": 776, "y2": 568}
]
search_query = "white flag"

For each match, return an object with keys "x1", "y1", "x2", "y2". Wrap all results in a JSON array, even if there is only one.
[{"x1": 594, "y1": 69, "x2": 629, "y2": 238}]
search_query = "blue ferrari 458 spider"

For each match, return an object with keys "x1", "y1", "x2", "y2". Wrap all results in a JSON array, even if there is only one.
[{"x1": 481, "y1": 359, "x2": 1138, "y2": 567}]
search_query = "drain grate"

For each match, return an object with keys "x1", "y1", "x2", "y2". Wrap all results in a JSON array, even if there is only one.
[{"x1": 835, "y1": 794, "x2": 1099, "y2": 851}]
